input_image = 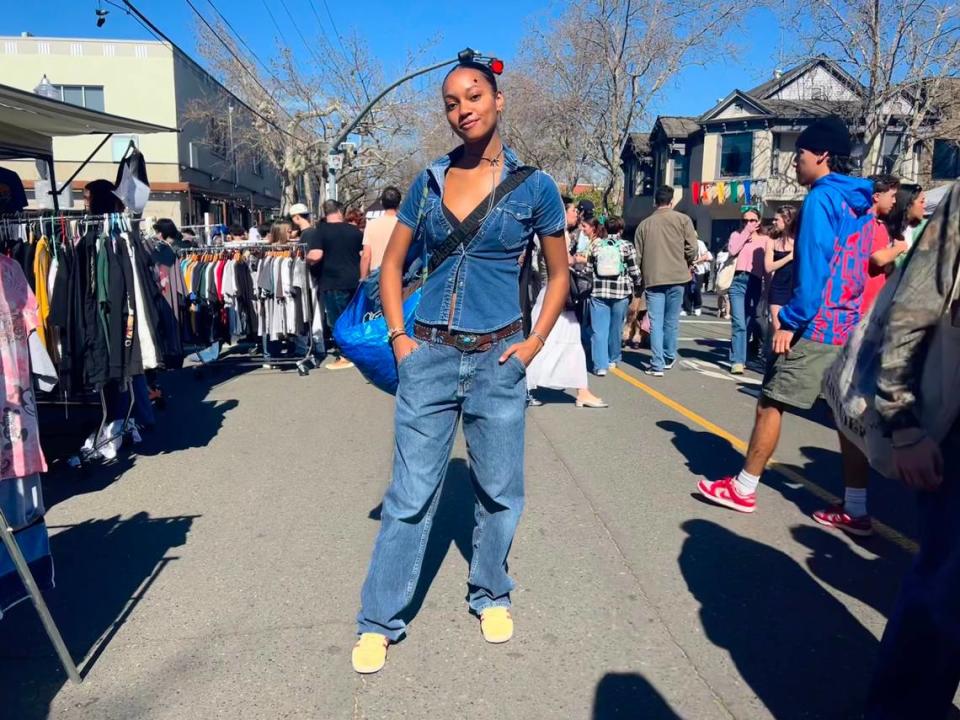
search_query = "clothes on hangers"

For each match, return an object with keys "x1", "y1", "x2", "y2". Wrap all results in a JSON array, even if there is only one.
[
  {"x1": 0, "y1": 255, "x2": 56, "y2": 616},
  {"x1": 113, "y1": 148, "x2": 150, "y2": 214}
]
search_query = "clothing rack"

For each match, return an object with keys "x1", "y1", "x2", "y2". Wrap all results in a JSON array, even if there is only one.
[
  {"x1": 177, "y1": 241, "x2": 319, "y2": 375},
  {"x1": 6, "y1": 212, "x2": 145, "y2": 467}
]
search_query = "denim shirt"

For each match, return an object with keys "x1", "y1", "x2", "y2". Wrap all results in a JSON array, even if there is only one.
[{"x1": 397, "y1": 145, "x2": 565, "y2": 334}]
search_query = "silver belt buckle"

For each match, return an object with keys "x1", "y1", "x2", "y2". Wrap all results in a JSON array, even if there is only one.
[{"x1": 454, "y1": 333, "x2": 479, "y2": 351}]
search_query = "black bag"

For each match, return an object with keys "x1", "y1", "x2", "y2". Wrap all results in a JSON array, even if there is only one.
[{"x1": 566, "y1": 265, "x2": 593, "y2": 312}]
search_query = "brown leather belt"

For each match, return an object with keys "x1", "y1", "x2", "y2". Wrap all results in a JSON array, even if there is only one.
[{"x1": 413, "y1": 319, "x2": 523, "y2": 353}]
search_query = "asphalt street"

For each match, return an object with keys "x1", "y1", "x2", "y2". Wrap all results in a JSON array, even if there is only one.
[{"x1": 1, "y1": 311, "x2": 952, "y2": 719}]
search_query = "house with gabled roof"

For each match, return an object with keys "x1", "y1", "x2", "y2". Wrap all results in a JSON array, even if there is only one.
[{"x1": 621, "y1": 56, "x2": 957, "y2": 249}]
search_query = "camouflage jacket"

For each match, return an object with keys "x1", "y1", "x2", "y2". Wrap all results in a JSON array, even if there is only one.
[{"x1": 875, "y1": 182, "x2": 960, "y2": 438}]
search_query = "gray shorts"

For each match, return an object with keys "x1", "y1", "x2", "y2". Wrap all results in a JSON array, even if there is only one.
[{"x1": 762, "y1": 337, "x2": 840, "y2": 410}]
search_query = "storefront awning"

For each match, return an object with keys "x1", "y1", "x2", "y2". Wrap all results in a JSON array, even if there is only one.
[{"x1": 0, "y1": 82, "x2": 177, "y2": 159}]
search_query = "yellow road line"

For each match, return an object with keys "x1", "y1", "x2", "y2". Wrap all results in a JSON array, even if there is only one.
[{"x1": 611, "y1": 367, "x2": 919, "y2": 553}]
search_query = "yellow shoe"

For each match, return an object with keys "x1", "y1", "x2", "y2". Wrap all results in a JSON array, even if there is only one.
[
  {"x1": 351, "y1": 633, "x2": 388, "y2": 674},
  {"x1": 480, "y1": 607, "x2": 514, "y2": 644}
]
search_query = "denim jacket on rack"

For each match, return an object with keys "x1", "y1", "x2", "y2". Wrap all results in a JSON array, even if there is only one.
[{"x1": 397, "y1": 145, "x2": 565, "y2": 334}]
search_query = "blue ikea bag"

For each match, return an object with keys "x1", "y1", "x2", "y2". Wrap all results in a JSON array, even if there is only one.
[
  {"x1": 333, "y1": 283, "x2": 421, "y2": 395},
  {"x1": 333, "y1": 185, "x2": 429, "y2": 395}
]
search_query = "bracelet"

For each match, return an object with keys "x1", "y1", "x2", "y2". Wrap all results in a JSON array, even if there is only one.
[
  {"x1": 530, "y1": 332, "x2": 547, "y2": 347},
  {"x1": 387, "y1": 329, "x2": 408, "y2": 344}
]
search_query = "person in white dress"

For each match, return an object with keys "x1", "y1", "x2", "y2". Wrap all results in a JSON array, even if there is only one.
[{"x1": 526, "y1": 198, "x2": 607, "y2": 408}]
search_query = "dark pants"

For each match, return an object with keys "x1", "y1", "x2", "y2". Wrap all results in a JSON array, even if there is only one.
[
  {"x1": 683, "y1": 273, "x2": 704, "y2": 313},
  {"x1": 866, "y1": 434, "x2": 960, "y2": 719},
  {"x1": 323, "y1": 289, "x2": 354, "y2": 353}
]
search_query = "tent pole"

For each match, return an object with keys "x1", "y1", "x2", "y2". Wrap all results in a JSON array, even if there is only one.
[
  {"x1": 57, "y1": 134, "x2": 113, "y2": 196},
  {"x1": 0, "y1": 506, "x2": 81, "y2": 684},
  {"x1": 46, "y1": 155, "x2": 60, "y2": 212}
]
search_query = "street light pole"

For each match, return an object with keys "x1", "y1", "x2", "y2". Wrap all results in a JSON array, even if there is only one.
[{"x1": 325, "y1": 48, "x2": 484, "y2": 201}]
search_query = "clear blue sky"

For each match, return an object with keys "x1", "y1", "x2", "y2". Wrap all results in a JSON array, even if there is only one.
[{"x1": 2, "y1": 0, "x2": 785, "y2": 126}]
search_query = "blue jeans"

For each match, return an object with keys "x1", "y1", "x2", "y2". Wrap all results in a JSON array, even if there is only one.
[
  {"x1": 323, "y1": 289, "x2": 354, "y2": 353},
  {"x1": 590, "y1": 296, "x2": 630, "y2": 372},
  {"x1": 729, "y1": 271, "x2": 762, "y2": 366},
  {"x1": 357, "y1": 331, "x2": 528, "y2": 640},
  {"x1": 866, "y1": 435, "x2": 960, "y2": 719},
  {"x1": 645, "y1": 285, "x2": 684, "y2": 371}
]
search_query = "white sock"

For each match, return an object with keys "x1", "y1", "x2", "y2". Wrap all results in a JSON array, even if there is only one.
[
  {"x1": 733, "y1": 469, "x2": 760, "y2": 496},
  {"x1": 844, "y1": 488, "x2": 868, "y2": 518}
]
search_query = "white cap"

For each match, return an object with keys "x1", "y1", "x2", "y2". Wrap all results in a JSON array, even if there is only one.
[{"x1": 289, "y1": 203, "x2": 310, "y2": 217}]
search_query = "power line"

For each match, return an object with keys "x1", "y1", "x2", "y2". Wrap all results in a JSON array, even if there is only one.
[
  {"x1": 182, "y1": 0, "x2": 291, "y2": 120},
  {"x1": 201, "y1": 0, "x2": 336, "y2": 129},
  {"x1": 319, "y1": 0, "x2": 344, "y2": 48},
  {"x1": 115, "y1": 0, "x2": 299, "y2": 138},
  {"x1": 202, "y1": 0, "x2": 275, "y2": 78},
  {"x1": 276, "y1": 0, "x2": 329, "y2": 73}
]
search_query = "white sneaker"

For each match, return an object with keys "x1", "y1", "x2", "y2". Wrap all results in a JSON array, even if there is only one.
[
  {"x1": 694, "y1": 309, "x2": 702, "y2": 316},
  {"x1": 679, "y1": 310, "x2": 688, "y2": 316},
  {"x1": 608, "y1": 362, "x2": 617, "y2": 369},
  {"x1": 595, "y1": 369, "x2": 608, "y2": 377}
]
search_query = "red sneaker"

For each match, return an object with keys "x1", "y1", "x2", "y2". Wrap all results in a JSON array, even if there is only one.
[
  {"x1": 697, "y1": 476, "x2": 756, "y2": 513},
  {"x1": 811, "y1": 506, "x2": 874, "y2": 537}
]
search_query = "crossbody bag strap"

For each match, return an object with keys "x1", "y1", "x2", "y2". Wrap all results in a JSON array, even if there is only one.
[{"x1": 426, "y1": 166, "x2": 536, "y2": 274}]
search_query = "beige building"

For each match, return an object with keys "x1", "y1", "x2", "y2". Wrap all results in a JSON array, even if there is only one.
[{"x1": 0, "y1": 34, "x2": 281, "y2": 228}]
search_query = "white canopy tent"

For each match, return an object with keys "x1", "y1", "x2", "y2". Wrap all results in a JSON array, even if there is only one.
[{"x1": 0, "y1": 81, "x2": 177, "y2": 208}]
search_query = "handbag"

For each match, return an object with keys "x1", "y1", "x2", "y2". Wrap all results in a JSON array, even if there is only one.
[
  {"x1": 822, "y1": 205, "x2": 960, "y2": 477},
  {"x1": 334, "y1": 165, "x2": 536, "y2": 394},
  {"x1": 566, "y1": 265, "x2": 593, "y2": 312},
  {"x1": 715, "y1": 255, "x2": 737, "y2": 293}
]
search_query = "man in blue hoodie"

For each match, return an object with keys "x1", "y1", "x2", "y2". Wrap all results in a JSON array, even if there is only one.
[{"x1": 699, "y1": 117, "x2": 876, "y2": 513}]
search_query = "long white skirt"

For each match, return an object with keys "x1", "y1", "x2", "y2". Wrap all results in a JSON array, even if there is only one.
[{"x1": 526, "y1": 288, "x2": 588, "y2": 391}]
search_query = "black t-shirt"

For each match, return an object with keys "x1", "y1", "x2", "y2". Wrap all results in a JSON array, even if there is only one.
[
  {"x1": 0, "y1": 166, "x2": 27, "y2": 213},
  {"x1": 306, "y1": 222, "x2": 364, "y2": 291}
]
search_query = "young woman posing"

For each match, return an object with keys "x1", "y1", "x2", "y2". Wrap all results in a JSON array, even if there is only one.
[{"x1": 352, "y1": 60, "x2": 570, "y2": 674}]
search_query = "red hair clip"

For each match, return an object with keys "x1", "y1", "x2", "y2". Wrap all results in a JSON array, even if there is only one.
[{"x1": 489, "y1": 58, "x2": 504, "y2": 75}]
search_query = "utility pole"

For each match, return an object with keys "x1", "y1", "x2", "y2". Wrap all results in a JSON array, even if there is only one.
[{"x1": 326, "y1": 48, "x2": 487, "y2": 201}]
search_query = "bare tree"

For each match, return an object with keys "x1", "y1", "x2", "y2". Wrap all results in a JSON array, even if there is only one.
[
  {"x1": 190, "y1": 18, "x2": 426, "y2": 214},
  {"x1": 521, "y1": 0, "x2": 744, "y2": 210},
  {"x1": 499, "y1": 63, "x2": 590, "y2": 192},
  {"x1": 789, "y1": 0, "x2": 960, "y2": 175}
]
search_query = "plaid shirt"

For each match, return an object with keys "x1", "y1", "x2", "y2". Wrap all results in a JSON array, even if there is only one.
[{"x1": 588, "y1": 236, "x2": 643, "y2": 300}]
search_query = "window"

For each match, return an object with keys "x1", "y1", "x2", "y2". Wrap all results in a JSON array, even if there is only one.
[
  {"x1": 208, "y1": 118, "x2": 229, "y2": 158},
  {"x1": 932, "y1": 139, "x2": 960, "y2": 180},
  {"x1": 111, "y1": 135, "x2": 139, "y2": 162},
  {"x1": 671, "y1": 152, "x2": 688, "y2": 187},
  {"x1": 720, "y1": 132, "x2": 753, "y2": 177},
  {"x1": 54, "y1": 84, "x2": 105, "y2": 112},
  {"x1": 881, "y1": 132, "x2": 905, "y2": 174}
]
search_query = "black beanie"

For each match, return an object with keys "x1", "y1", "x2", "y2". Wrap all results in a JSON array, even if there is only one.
[{"x1": 796, "y1": 116, "x2": 852, "y2": 156}]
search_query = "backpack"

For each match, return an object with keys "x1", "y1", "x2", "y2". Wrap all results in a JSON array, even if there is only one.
[{"x1": 595, "y1": 238, "x2": 624, "y2": 277}]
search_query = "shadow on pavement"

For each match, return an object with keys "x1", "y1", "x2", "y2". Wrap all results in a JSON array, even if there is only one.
[
  {"x1": 0, "y1": 511, "x2": 195, "y2": 720},
  {"x1": 400, "y1": 458, "x2": 476, "y2": 624},
  {"x1": 657, "y1": 420, "x2": 742, "y2": 482},
  {"x1": 680, "y1": 518, "x2": 878, "y2": 719},
  {"x1": 791, "y1": 525, "x2": 908, "y2": 619},
  {"x1": 529, "y1": 388, "x2": 577, "y2": 405},
  {"x1": 592, "y1": 672, "x2": 680, "y2": 719},
  {"x1": 40, "y1": 361, "x2": 247, "y2": 512}
]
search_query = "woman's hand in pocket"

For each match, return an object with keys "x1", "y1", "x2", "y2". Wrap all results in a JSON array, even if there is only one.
[
  {"x1": 393, "y1": 335, "x2": 420, "y2": 365},
  {"x1": 499, "y1": 337, "x2": 541, "y2": 368}
]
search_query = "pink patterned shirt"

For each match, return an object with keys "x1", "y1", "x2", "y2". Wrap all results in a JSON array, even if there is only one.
[{"x1": 0, "y1": 257, "x2": 47, "y2": 479}]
